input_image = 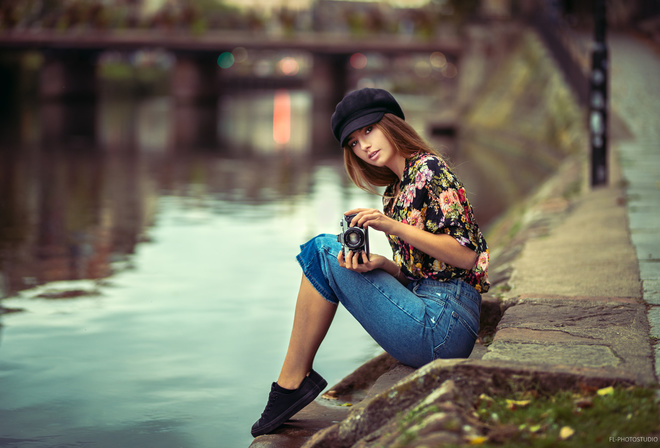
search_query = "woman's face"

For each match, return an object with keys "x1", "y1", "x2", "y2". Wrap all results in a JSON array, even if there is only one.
[{"x1": 346, "y1": 124, "x2": 401, "y2": 174}]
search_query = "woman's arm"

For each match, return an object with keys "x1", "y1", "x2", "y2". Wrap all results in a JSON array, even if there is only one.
[
  {"x1": 392, "y1": 221, "x2": 477, "y2": 270},
  {"x1": 347, "y1": 208, "x2": 478, "y2": 271}
]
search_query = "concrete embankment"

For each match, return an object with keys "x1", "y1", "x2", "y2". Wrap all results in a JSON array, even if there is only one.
[{"x1": 250, "y1": 25, "x2": 659, "y2": 448}]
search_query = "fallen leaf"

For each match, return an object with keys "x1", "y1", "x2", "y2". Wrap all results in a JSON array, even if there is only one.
[
  {"x1": 597, "y1": 386, "x2": 615, "y2": 396},
  {"x1": 529, "y1": 424, "x2": 542, "y2": 433},
  {"x1": 479, "y1": 393, "x2": 494, "y2": 402},
  {"x1": 466, "y1": 435, "x2": 488, "y2": 445},
  {"x1": 506, "y1": 399, "x2": 531, "y2": 410},
  {"x1": 559, "y1": 426, "x2": 575, "y2": 440}
]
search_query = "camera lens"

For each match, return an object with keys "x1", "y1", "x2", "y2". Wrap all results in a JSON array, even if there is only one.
[{"x1": 344, "y1": 228, "x2": 364, "y2": 249}]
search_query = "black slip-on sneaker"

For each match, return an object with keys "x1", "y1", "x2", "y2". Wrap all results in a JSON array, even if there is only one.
[{"x1": 251, "y1": 369, "x2": 327, "y2": 437}]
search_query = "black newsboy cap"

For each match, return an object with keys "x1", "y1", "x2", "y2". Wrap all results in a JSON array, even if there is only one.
[{"x1": 331, "y1": 88, "x2": 405, "y2": 147}]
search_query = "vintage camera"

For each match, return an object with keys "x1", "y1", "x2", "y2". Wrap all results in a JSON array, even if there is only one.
[{"x1": 337, "y1": 213, "x2": 370, "y2": 262}]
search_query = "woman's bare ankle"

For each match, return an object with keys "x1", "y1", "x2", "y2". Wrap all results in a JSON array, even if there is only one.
[{"x1": 276, "y1": 371, "x2": 308, "y2": 390}]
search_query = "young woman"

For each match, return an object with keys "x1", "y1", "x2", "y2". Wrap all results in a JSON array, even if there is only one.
[{"x1": 251, "y1": 88, "x2": 489, "y2": 437}]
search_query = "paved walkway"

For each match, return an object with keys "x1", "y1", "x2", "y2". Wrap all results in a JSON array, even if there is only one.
[
  {"x1": 609, "y1": 32, "x2": 660, "y2": 380},
  {"x1": 475, "y1": 31, "x2": 660, "y2": 387}
]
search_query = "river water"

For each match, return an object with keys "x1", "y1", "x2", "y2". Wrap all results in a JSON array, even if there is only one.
[{"x1": 0, "y1": 85, "x2": 545, "y2": 447}]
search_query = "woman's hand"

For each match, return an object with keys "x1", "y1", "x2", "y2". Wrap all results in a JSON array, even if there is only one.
[
  {"x1": 345, "y1": 208, "x2": 399, "y2": 235},
  {"x1": 337, "y1": 250, "x2": 386, "y2": 272},
  {"x1": 337, "y1": 250, "x2": 408, "y2": 285},
  {"x1": 344, "y1": 208, "x2": 478, "y2": 271}
]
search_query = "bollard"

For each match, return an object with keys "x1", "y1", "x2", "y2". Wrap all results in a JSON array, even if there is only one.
[{"x1": 590, "y1": 0, "x2": 608, "y2": 187}]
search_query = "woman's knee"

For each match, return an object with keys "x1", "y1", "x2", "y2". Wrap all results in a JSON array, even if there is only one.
[
  {"x1": 311, "y1": 234, "x2": 340, "y2": 254},
  {"x1": 297, "y1": 234, "x2": 343, "y2": 304},
  {"x1": 299, "y1": 234, "x2": 338, "y2": 262}
]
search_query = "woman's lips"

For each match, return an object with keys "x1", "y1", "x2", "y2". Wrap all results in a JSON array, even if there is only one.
[{"x1": 368, "y1": 150, "x2": 380, "y2": 161}]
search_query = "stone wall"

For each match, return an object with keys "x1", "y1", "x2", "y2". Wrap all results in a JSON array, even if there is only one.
[
  {"x1": 448, "y1": 24, "x2": 588, "y2": 231},
  {"x1": 463, "y1": 25, "x2": 589, "y2": 252}
]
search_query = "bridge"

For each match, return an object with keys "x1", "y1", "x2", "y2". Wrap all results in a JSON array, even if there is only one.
[
  {"x1": 0, "y1": 29, "x2": 462, "y2": 98},
  {"x1": 0, "y1": 29, "x2": 463, "y2": 147},
  {"x1": 0, "y1": 29, "x2": 462, "y2": 54}
]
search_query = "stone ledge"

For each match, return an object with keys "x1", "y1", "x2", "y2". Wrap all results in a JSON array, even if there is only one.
[
  {"x1": 494, "y1": 327, "x2": 599, "y2": 344},
  {"x1": 250, "y1": 355, "x2": 650, "y2": 448},
  {"x1": 482, "y1": 294, "x2": 656, "y2": 386},
  {"x1": 297, "y1": 358, "x2": 643, "y2": 448}
]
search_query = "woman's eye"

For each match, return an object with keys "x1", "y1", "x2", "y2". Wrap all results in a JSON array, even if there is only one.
[{"x1": 365, "y1": 126, "x2": 372, "y2": 134}]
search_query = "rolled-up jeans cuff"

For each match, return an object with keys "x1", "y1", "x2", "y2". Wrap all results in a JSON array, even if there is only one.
[{"x1": 296, "y1": 233, "x2": 340, "y2": 304}]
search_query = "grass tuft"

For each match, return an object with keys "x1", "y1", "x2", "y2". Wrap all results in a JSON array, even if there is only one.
[{"x1": 471, "y1": 385, "x2": 660, "y2": 447}]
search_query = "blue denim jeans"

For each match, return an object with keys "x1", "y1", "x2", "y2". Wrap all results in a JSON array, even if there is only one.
[{"x1": 296, "y1": 234, "x2": 481, "y2": 368}]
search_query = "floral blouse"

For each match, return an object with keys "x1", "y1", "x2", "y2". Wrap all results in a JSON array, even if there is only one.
[{"x1": 383, "y1": 152, "x2": 490, "y2": 293}]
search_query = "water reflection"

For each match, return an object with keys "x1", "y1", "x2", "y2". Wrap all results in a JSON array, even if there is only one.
[
  {"x1": 0, "y1": 90, "x2": 324, "y2": 298},
  {"x1": 219, "y1": 90, "x2": 312, "y2": 155},
  {"x1": 0, "y1": 160, "x2": 387, "y2": 448},
  {"x1": 0, "y1": 90, "x2": 390, "y2": 448}
]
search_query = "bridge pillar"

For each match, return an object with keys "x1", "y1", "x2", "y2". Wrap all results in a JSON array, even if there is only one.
[
  {"x1": 310, "y1": 53, "x2": 350, "y2": 150},
  {"x1": 170, "y1": 53, "x2": 220, "y2": 149},
  {"x1": 0, "y1": 53, "x2": 23, "y2": 143},
  {"x1": 171, "y1": 53, "x2": 219, "y2": 102},
  {"x1": 40, "y1": 50, "x2": 99, "y2": 99},
  {"x1": 39, "y1": 50, "x2": 98, "y2": 144}
]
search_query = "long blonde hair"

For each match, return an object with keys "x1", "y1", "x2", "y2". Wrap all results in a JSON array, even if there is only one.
[{"x1": 343, "y1": 113, "x2": 442, "y2": 195}]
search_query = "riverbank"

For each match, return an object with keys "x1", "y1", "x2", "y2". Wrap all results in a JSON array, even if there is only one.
[{"x1": 249, "y1": 26, "x2": 660, "y2": 448}]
